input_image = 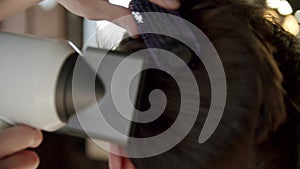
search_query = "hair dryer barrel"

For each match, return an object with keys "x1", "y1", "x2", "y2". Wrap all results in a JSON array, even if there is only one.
[{"x1": 0, "y1": 31, "x2": 102, "y2": 131}]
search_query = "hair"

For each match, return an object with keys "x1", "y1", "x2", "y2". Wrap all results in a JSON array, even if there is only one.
[{"x1": 105, "y1": 0, "x2": 300, "y2": 168}]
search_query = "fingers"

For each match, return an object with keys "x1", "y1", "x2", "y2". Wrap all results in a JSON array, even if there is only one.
[
  {"x1": 0, "y1": 125, "x2": 43, "y2": 158},
  {"x1": 109, "y1": 144, "x2": 136, "y2": 169},
  {"x1": 84, "y1": 2, "x2": 139, "y2": 37},
  {"x1": 58, "y1": 0, "x2": 181, "y2": 37},
  {"x1": 0, "y1": 150, "x2": 40, "y2": 169},
  {"x1": 0, "y1": 126, "x2": 42, "y2": 169},
  {"x1": 58, "y1": 0, "x2": 139, "y2": 37},
  {"x1": 98, "y1": 3, "x2": 139, "y2": 37},
  {"x1": 149, "y1": 0, "x2": 181, "y2": 10},
  {"x1": 102, "y1": 0, "x2": 181, "y2": 37}
]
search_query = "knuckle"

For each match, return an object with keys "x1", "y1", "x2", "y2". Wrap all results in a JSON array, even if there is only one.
[{"x1": 17, "y1": 126, "x2": 43, "y2": 147}]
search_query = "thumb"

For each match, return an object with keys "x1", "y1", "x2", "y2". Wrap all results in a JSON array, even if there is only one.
[{"x1": 91, "y1": 2, "x2": 139, "y2": 37}]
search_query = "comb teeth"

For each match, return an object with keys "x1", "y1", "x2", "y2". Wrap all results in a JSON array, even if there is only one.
[{"x1": 129, "y1": 0, "x2": 201, "y2": 73}]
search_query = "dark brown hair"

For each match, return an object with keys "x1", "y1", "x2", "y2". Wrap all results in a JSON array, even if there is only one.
[{"x1": 115, "y1": 1, "x2": 300, "y2": 168}]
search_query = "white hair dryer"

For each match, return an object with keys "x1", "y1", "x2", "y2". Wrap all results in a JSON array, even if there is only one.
[{"x1": 0, "y1": 31, "x2": 145, "y2": 145}]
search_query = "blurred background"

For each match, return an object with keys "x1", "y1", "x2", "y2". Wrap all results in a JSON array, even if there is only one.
[{"x1": 0, "y1": 0, "x2": 299, "y2": 169}]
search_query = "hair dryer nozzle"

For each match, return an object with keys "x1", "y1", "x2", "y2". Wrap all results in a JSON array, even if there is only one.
[{"x1": 56, "y1": 53, "x2": 105, "y2": 122}]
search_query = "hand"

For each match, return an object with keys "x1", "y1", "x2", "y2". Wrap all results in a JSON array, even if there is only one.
[
  {"x1": 0, "y1": 125, "x2": 43, "y2": 169},
  {"x1": 57, "y1": 0, "x2": 180, "y2": 36},
  {"x1": 149, "y1": 0, "x2": 180, "y2": 10},
  {"x1": 57, "y1": 0, "x2": 180, "y2": 19}
]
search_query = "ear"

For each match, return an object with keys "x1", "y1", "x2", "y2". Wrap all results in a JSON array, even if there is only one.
[{"x1": 109, "y1": 144, "x2": 136, "y2": 169}]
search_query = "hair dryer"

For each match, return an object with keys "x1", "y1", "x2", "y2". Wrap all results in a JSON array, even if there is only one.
[{"x1": 0, "y1": 31, "x2": 144, "y2": 145}]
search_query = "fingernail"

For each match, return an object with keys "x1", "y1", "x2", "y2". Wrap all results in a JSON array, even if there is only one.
[{"x1": 31, "y1": 129, "x2": 43, "y2": 148}]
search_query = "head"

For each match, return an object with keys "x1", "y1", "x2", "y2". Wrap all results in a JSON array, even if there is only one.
[{"x1": 97, "y1": 1, "x2": 300, "y2": 169}]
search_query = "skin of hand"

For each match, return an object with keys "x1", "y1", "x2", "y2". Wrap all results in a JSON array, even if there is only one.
[
  {"x1": 56, "y1": 0, "x2": 180, "y2": 36},
  {"x1": 0, "y1": 0, "x2": 180, "y2": 36},
  {"x1": 149, "y1": 0, "x2": 180, "y2": 10},
  {"x1": 0, "y1": 125, "x2": 43, "y2": 169}
]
